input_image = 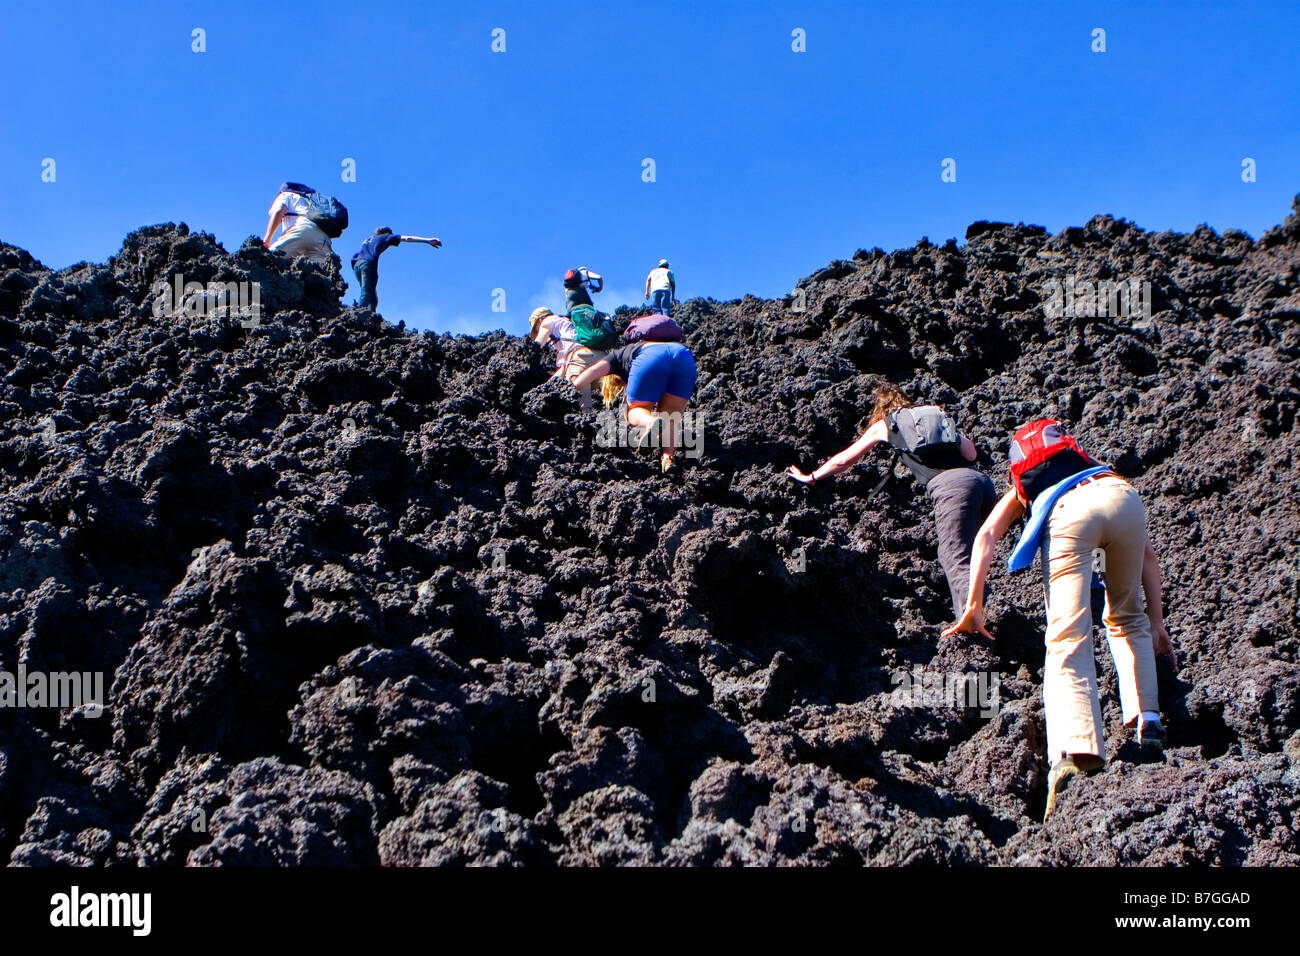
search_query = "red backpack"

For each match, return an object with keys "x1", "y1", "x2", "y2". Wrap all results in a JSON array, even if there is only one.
[{"x1": 1008, "y1": 419, "x2": 1095, "y2": 502}]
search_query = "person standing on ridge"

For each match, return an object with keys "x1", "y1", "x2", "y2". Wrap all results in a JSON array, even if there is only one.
[
  {"x1": 262, "y1": 182, "x2": 338, "y2": 265},
  {"x1": 942, "y1": 418, "x2": 1173, "y2": 822},
  {"x1": 645, "y1": 259, "x2": 675, "y2": 315},
  {"x1": 350, "y1": 227, "x2": 441, "y2": 312},
  {"x1": 563, "y1": 267, "x2": 603, "y2": 313},
  {"x1": 787, "y1": 382, "x2": 997, "y2": 620}
]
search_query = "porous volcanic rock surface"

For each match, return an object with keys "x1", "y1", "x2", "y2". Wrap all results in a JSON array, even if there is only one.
[{"x1": 1, "y1": 200, "x2": 1298, "y2": 866}]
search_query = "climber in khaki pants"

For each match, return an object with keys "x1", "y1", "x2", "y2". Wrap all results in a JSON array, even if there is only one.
[
  {"x1": 944, "y1": 419, "x2": 1173, "y2": 822},
  {"x1": 1037, "y1": 475, "x2": 1161, "y2": 762}
]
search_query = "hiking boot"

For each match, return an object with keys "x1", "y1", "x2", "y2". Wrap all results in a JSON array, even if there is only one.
[
  {"x1": 661, "y1": 453, "x2": 675, "y2": 473},
  {"x1": 1043, "y1": 757, "x2": 1080, "y2": 822},
  {"x1": 1137, "y1": 718, "x2": 1167, "y2": 755}
]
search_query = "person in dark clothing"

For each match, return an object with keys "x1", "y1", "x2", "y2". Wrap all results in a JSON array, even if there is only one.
[
  {"x1": 786, "y1": 381, "x2": 997, "y2": 619},
  {"x1": 351, "y1": 227, "x2": 440, "y2": 311},
  {"x1": 924, "y1": 467, "x2": 1001, "y2": 619},
  {"x1": 563, "y1": 267, "x2": 603, "y2": 313}
]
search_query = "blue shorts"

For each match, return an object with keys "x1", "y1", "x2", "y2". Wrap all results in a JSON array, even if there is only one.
[{"x1": 626, "y1": 342, "x2": 697, "y2": 403}]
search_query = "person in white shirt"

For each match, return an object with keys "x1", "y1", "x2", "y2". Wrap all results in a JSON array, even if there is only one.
[
  {"x1": 645, "y1": 259, "x2": 675, "y2": 315},
  {"x1": 262, "y1": 187, "x2": 332, "y2": 264},
  {"x1": 529, "y1": 307, "x2": 607, "y2": 410}
]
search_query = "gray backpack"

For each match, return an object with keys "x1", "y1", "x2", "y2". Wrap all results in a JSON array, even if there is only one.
[{"x1": 874, "y1": 404, "x2": 966, "y2": 494}]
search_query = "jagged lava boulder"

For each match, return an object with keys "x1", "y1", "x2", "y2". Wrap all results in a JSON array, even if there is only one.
[{"x1": 0, "y1": 204, "x2": 1298, "y2": 866}]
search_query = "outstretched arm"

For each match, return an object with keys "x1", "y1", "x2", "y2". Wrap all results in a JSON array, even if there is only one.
[
  {"x1": 943, "y1": 489, "x2": 1025, "y2": 638},
  {"x1": 1142, "y1": 536, "x2": 1173, "y2": 656},
  {"x1": 401, "y1": 236, "x2": 441, "y2": 246},
  {"x1": 571, "y1": 359, "x2": 613, "y2": 391},
  {"x1": 787, "y1": 419, "x2": 887, "y2": 484}
]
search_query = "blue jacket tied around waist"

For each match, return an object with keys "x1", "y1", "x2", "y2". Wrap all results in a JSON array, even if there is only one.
[{"x1": 1007, "y1": 465, "x2": 1112, "y2": 572}]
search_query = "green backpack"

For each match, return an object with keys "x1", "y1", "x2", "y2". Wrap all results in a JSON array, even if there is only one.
[{"x1": 569, "y1": 304, "x2": 619, "y2": 349}]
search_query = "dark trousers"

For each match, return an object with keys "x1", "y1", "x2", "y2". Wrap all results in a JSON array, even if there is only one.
[
  {"x1": 926, "y1": 467, "x2": 998, "y2": 619},
  {"x1": 353, "y1": 259, "x2": 378, "y2": 310}
]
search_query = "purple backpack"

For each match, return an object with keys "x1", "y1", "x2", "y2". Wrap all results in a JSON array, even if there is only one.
[{"x1": 624, "y1": 313, "x2": 684, "y2": 343}]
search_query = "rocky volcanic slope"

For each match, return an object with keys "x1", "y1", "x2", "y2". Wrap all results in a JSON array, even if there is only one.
[{"x1": 1, "y1": 199, "x2": 1298, "y2": 866}]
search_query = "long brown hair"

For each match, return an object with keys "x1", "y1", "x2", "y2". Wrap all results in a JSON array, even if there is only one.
[{"x1": 869, "y1": 381, "x2": 911, "y2": 426}]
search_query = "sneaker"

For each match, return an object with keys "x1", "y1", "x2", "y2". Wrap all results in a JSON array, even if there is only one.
[
  {"x1": 1137, "y1": 718, "x2": 1167, "y2": 754},
  {"x1": 1043, "y1": 757, "x2": 1080, "y2": 822},
  {"x1": 660, "y1": 453, "x2": 675, "y2": 473}
]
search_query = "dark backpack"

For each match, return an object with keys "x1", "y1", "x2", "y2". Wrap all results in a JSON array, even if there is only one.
[
  {"x1": 280, "y1": 182, "x2": 349, "y2": 239},
  {"x1": 569, "y1": 304, "x2": 619, "y2": 349},
  {"x1": 874, "y1": 404, "x2": 967, "y2": 494},
  {"x1": 624, "y1": 313, "x2": 684, "y2": 343}
]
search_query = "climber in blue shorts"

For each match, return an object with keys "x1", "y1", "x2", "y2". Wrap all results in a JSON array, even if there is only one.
[{"x1": 571, "y1": 340, "x2": 698, "y2": 472}]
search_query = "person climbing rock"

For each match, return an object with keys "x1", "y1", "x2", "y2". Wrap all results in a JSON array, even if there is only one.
[
  {"x1": 941, "y1": 418, "x2": 1174, "y2": 822},
  {"x1": 570, "y1": 339, "x2": 698, "y2": 472},
  {"x1": 350, "y1": 227, "x2": 440, "y2": 312},
  {"x1": 529, "y1": 306, "x2": 608, "y2": 410},
  {"x1": 563, "y1": 267, "x2": 603, "y2": 313},
  {"x1": 787, "y1": 382, "x2": 997, "y2": 619},
  {"x1": 645, "y1": 259, "x2": 675, "y2": 315},
  {"x1": 262, "y1": 182, "x2": 339, "y2": 265}
]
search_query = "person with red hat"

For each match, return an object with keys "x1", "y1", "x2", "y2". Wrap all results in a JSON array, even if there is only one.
[
  {"x1": 563, "y1": 267, "x2": 602, "y2": 314},
  {"x1": 943, "y1": 418, "x2": 1173, "y2": 821}
]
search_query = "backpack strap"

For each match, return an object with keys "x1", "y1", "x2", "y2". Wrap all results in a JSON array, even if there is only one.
[
  {"x1": 883, "y1": 411, "x2": 904, "y2": 451},
  {"x1": 872, "y1": 447, "x2": 901, "y2": 497},
  {"x1": 871, "y1": 413, "x2": 901, "y2": 496}
]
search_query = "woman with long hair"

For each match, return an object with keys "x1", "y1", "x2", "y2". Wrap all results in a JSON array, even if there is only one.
[{"x1": 787, "y1": 381, "x2": 998, "y2": 619}]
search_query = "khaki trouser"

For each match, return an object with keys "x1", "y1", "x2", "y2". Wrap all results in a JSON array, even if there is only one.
[
  {"x1": 1039, "y1": 475, "x2": 1159, "y2": 762},
  {"x1": 558, "y1": 346, "x2": 606, "y2": 410},
  {"x1": 270, "y1": 219, "x2": 333, "y2": 264}
]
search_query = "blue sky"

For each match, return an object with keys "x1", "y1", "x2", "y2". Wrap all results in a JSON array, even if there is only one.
[{"x1": 1, "y1": 1, "x2": 1296, "y2": 333}]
